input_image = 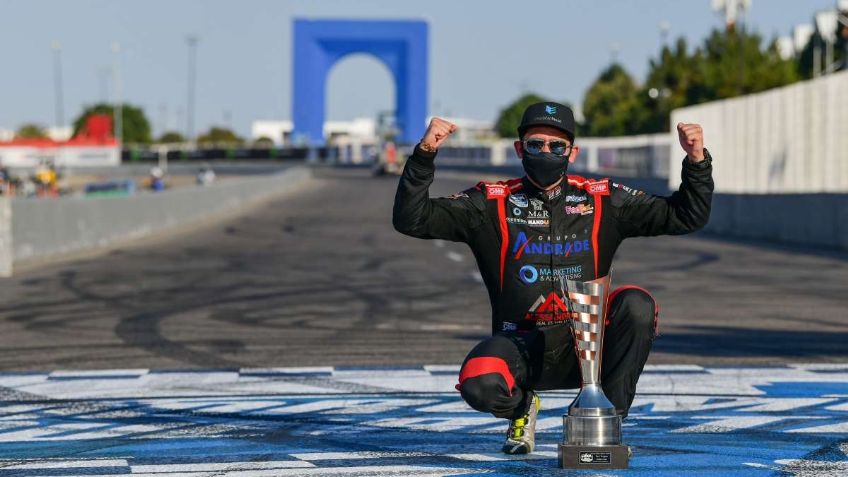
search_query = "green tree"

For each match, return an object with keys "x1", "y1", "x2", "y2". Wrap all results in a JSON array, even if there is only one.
[
  {"x1": 157, "y1": 131, "x2": 186, "y2": 143},
  {"x1": 494, "y1": 93, "x2": 549, "y2": 138},
  {"x1": 582, "y1": 64, "x2": 645, "y2": 137},
  {"x1": 72, "y1": 103, "x2": 152, "y2": 144},
  {"x1": 639, "y1": 38, "x2": 709, "y2": 133},
  {"x1": 253, "y1": 136, "x2": 274, "y2": 146},
  {"x1": 15, "y1": 123, "x2": 48, "y2": 139},
  {"x1": 698, "y1": 28, "x2": 798, "y2": 100},
  {"x1": 196, "y1": 126, "x2": 243, "y2": 145}
]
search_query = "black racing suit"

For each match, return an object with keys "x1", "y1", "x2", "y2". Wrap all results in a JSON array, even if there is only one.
[{"x1": 393, "y1": 145, "x2": 714, "y2": 418}]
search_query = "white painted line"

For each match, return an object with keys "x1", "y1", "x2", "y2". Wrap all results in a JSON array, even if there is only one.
[
  {"x1": 423, "y1": 365, "x2": 461, "y2": 373},
  {"x1": 643, "y1": 364, "x2": 705, "y2": 372},
  {"x1": 291, "y1": 451, "x2": 430, "y2": 461},
  {"x1": 446, "y1": 453, "x2": 507, "y2": 461},
  {"x1": 131, "y1": 461, "x2": 316, "y2": 472},
  {"x1": 1, "y1": 459, "x2": 128, "y2": 469},
  {"x1": 48, "y1": 369, "x2": 148, "y2": 378},
  {"x1": 239, "y1": 367, "x2": 334, "y2": 375}
]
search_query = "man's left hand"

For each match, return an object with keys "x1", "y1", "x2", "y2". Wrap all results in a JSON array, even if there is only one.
[{"x1": 677, "y1": 122, "x2": 705, "y2": 162}]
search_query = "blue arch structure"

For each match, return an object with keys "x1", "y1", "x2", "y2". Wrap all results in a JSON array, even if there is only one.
[{"x1": 292, "y1": 19, "x2": 428, "y2": 145}]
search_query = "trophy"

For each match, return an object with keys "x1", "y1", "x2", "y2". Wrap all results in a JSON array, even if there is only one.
[{"x1": 557, "y1": 275, "x2": 630, "y2": 469}]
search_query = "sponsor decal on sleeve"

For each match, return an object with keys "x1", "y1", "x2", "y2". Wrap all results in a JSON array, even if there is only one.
[
  {"x1": 447, "y1": 192, "x2": 469, "y2": 200},
  {"x1": 485, "y1": 184, "x2": 507, "y2": 199},
  {"x1": 587, "y1": 181, "x2": 609, "y2": 194},
  {"x1": 612, "y1": 182, "x2": 646, "y2": 196}
]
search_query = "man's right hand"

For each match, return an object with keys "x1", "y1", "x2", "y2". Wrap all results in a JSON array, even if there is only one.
[{"x1": 420, "y1": 117, "x2": 458, "y2": 151}]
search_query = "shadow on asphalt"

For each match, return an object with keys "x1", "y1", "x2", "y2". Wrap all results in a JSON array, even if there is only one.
[{"x1": 655, "y1": 325, "x2": 848, "y2": 358}]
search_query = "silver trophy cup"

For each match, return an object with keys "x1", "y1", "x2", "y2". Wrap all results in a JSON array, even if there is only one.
[{"x1": 557, "y1": 275, "x2": 630, "y2": 469}]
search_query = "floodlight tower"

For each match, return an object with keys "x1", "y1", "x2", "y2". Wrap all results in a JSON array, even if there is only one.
[{"x1": 712, "y1": 0, "x2": 751, "y2": 31}]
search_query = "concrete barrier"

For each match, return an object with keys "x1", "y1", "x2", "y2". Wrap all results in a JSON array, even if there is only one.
[
  {"x1": 1, "y1": 167, "x2": 310, "y2": 276},
  {"x1": 704, "y1": 193, "x2": 848, "y2": 251}
]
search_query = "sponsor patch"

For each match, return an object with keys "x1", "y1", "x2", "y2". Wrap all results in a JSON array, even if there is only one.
[
  {"x1": 565, "y1": 203, "x2": 594, "y2": 216},
  {"x1": 565, "y1": 194, "x2": 587, "y2": 203},
  {"x1": 485, "y1": 185, "x2": 507, "y2": 199},
  {"x1": 527, "y1": 218, "x2": 549, "y2": 227},
  {"x1": 509, "y1": 194, "x2": 528, "y2": 208},
  {"x1": 512, "y1": 232, "x2": 591, "y2": 259},
  {"x1": 519, "y1": 264, "x2": 583, "y2": 284},
  {"x1": 447, "y1": 192, "x2": 469, "y2": 200},
  {"x1": 587, "y1": 181, "x2": 609, "y2": 194},
  {"x1": 524, "y1": 292, "x2": 571, "y2": 324},
  {"x1": 612, "y1": 182, "x2": 646, "y2": 196},
  {"x1": 546, "y1": 187, "x2": 562, "y2": 200},
  {"x1": 502, "y1": 322, "x2": 518, "y2": 331}
]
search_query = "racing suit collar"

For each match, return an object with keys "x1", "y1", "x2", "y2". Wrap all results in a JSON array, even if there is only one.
[{"x1": 522, "y1": 176, "x2": 563, "y2": 202}]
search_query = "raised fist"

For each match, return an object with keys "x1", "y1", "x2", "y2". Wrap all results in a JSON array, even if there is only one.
[
  {"x1": 420, "y1": 117, "x2": 458, "y2": 150},
  {"x1": 677, "y1": 122, "x2": 705, "y2": 162}
]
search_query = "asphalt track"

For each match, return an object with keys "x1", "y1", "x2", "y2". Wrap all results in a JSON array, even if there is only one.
[
  {"x1": 0, "y1": 167, "x2": 846, "y2": 370},
  {"x1": 0, "y1": 166, "x2": 846, "y2": 475}
]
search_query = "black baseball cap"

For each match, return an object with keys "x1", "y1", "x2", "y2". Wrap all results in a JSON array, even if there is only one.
[{"x1": 517, "y1": 102, "x2": 576, "y2": 140}]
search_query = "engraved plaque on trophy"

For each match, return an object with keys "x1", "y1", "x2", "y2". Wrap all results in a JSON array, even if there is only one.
[{"x1": 557, "y1": 275, "x2": 630, "y2": 469}]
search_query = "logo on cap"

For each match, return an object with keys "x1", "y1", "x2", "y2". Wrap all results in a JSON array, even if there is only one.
[{"x1": 545, "y1": 104, "x2": 557, "y2": 115}]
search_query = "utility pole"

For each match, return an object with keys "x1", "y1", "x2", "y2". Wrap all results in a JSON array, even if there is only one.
[{"x1": 186, "y1": 35, "x2": 199, "y2": 143}]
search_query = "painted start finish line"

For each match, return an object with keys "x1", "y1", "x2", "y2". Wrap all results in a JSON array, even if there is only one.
[{"x1": 0, "y1": 364, "x2": 846, "y2": 476}]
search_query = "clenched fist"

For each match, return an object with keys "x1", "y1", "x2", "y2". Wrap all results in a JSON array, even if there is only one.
[
  {"x1": 677, "y1": 122, "x2": 705, "y2": 162},
  {"x1": 420, "y1": 117, "x2": 458, "y2": 150}
]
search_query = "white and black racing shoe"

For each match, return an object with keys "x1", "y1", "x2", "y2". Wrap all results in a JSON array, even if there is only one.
[{"x1": 501, "y1": 391, "x2": 541, "y2": 455}]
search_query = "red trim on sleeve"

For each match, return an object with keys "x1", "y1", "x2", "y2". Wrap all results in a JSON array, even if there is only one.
[{"x1": 455, "y1": 357, "x2": 515, "y2": 395}]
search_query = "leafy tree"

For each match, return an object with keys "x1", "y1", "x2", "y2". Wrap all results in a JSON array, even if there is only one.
[
  {"x1": 72, "y1": 103, "x2": 152, "y2": 144},
  {"x1": 253, "y1": 136, "x2": 274, "y2": 146},
  {"x1": 15, "y1": 123, "x2": 48, "y2": 139},
  {"x1": 495, "y1": 93, "x2": 549, "y2": 138},
  {"x1": 639, "y1": 38, "x2": 710, "y2": 133},
  {"x1": 157, "y1": 131, "x2": 186, "y2": 143},
  {"x1": 697, "y1": 28, "x2": 798, "y2": 100},
  {"x1": 582, "y1": 64, "x2": 645, "y2": 137},
  {"x1": 196, "y1": 127, "x2": 243, "y2": 145}
]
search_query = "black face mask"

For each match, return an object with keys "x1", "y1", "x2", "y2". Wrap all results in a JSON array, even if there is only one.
[{"x1": 521, "y1": 149, "x2": 569, "y2": 188}]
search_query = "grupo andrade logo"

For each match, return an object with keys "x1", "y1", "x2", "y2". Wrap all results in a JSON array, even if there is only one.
[{"x1": 512, "y1": 232, "x2": 591, "y2": 259}]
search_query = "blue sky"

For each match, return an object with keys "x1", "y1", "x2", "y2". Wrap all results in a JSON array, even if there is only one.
[{"x1": 0, "y1": 0, "x2": 837, "y2": 137}]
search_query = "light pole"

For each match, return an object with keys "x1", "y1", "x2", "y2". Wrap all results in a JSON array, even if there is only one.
[
  {"x1": 711, "y1": 0, "x2": 751, "y2": 32},
  {"x1": 112, "y1": 42, "x2": 123, "y2": 144},
  {"x1": 659, "y1": 21, "x2": 671, "y2": 48},
  {"x1": 51, "y1": 41, "x2": 64, "y2": 131},
  {"x1": 610, "y1": 42, "x2": 621, "y2": 64},
  {"x1": 186, "y1": 35, "x2": 198, "y2": 143}
]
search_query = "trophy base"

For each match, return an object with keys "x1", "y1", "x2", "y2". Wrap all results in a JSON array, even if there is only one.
[{"x1": 558, "y1": 443, "x2": 630, "y2": 469}]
